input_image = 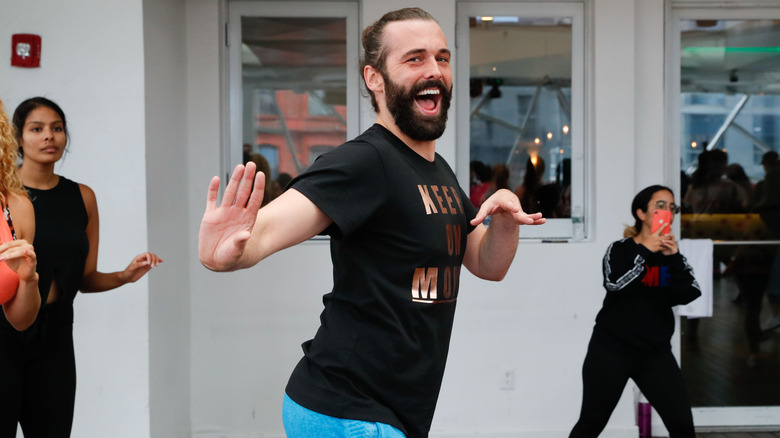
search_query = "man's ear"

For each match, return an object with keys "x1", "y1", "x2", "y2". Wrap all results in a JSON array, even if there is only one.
[{"x1": 364, "y1": 65, "x2": 384, "y2": 93}]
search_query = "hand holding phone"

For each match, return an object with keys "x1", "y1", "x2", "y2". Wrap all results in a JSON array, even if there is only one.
[{"x1": 651, "y1": 209, "x2": 672, "y2": 235}]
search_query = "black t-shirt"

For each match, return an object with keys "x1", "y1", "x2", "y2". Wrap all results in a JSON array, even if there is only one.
[
  {"x1": 594, "y1": 237, "x2": 701, "y2": 356},
  {"x1": 285, "y1": 124, "x2": 477, "y2": 437}
]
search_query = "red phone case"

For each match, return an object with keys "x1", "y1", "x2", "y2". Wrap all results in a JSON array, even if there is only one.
[{"x1": 651, "y1": 209, "x2": 671, "y2": 234}]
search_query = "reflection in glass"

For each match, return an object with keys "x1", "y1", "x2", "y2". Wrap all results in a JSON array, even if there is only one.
[
  {"x1": 241, "y1": 17, "x2": 348, "y2": 181},
  {"x1": 678, "y1": 19, "x2": 780, "y2": 409},
  {"x1": 468, "y1": 16, "x2": 573, "y2": 218}
]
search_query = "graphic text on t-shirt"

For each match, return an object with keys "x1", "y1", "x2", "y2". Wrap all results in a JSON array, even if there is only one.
[{"x1": 411, "y1": 184, "x2": 467, "y2": 303}]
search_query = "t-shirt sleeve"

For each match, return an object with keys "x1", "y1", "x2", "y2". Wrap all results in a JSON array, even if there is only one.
[
  {"x1": 460, "y1": 185, "x2": 478, "y2": 233},
  {"x1": 288, "y1": 141, "x2": 386, "y2": 238}
]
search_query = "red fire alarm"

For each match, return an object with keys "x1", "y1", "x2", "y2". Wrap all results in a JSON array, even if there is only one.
[{"x1": 11, "y1": 34, "x2": 41, "y2": 68}]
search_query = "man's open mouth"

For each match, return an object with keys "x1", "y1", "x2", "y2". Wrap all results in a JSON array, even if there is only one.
[{"x1": 415, "y1": 88, "x2": 442, "y2": 115}]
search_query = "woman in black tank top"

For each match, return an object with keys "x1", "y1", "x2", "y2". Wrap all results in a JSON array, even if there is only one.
[{"x1": 2, "y1": 97, "x2": 163, "y2": 437}]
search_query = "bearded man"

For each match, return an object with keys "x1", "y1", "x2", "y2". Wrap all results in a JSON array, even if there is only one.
[{"x1": 198, "y1": 7, "x2": 544, "y2": 438}]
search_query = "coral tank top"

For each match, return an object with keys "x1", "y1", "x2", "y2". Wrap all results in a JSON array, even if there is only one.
[{"x1": 0, "y1": 206, "x2": 20, "y2": 305}]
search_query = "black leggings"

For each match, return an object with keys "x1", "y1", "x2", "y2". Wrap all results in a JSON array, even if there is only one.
[
  {"x1": 569, "y1": 335, "x2": 695, "y2": 438},
  {"x1": 0, "y1": 307, "x2": 76, "y2": 438}
]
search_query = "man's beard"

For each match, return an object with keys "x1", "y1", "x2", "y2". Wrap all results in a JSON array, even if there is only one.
[{"x1": 383, "y1": 75, "x2": 452, "y2": 142}]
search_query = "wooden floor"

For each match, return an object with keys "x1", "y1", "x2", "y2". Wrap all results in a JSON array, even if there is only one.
[{"x1": 679, "y1": 273, "x2": 780, "y2": 436}]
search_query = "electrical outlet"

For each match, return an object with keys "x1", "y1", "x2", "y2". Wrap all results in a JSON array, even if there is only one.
[{"x1": 500, "y1": 369, "x2": 515, "y2": 391}]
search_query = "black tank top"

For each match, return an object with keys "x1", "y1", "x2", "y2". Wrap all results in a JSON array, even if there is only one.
[
  {"x1": 26, "y1": 176, "x2": 90, "y2": 306},
  {"x1": 0, "y1": 177, "x2": 89, "y2": 336}
]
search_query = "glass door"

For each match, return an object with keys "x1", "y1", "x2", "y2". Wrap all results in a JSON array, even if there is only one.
[{"x1": 668, "y1": 6, "x2": 780, "y2": 428}]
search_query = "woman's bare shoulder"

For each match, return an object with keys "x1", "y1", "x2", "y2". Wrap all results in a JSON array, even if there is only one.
[{"x1": 6, "y1": 191, "x2": 35, "y2": 240}]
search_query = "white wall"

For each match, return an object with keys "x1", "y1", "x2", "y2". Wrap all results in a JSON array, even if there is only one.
[{"x1": 0, "y1": 1, "x2": 151, "y2": 437}]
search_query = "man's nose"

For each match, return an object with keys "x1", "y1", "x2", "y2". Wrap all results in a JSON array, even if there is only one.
[{"x1": 422, "y1": 57, "x2": 443, "y2": 80}]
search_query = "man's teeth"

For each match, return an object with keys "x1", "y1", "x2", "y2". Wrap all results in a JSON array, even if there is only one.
[{"x1": 417, "y1": 89, "x2": 440, "y2": 96}]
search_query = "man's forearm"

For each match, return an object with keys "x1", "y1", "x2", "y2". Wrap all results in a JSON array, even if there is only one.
[{"x1": 477, "y1": 214, "x2": 519, "y2": 280}]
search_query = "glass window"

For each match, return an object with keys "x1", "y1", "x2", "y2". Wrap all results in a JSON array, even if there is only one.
[
  {"x1": 673, "y1": 15, "x2": 780, "y2": 426},
  {"x1": 227, "y1": 2, "x2": 359, "y2": 201},
  {"x1": 456, "y1": 2, "x2": 586, "y2": 240},
  {"x1": 257, "y1": 144, "x2": 279, "y2": 180}
]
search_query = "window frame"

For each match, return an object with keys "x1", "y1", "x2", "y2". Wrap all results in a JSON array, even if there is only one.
[{"x1": 455, "y1": 1, "x2": 589, "y2": 241}]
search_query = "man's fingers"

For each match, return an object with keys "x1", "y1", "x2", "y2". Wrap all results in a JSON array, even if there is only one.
[
  {"x1": 245, "y1": 171, "x2": 266, "y2": 212},
  {"x1": 470, "y1": 203, "x2": 546, "y2": 226},
  {"x1": 221, "y1": 164, "x2": 247, "y2": 208},
  {"x1": 205, "y1": 176, "x2": 221, "y2": 212},
  {"x1": 234, "y1": 162, "x2": 258, "y2": 207},
  {"x1": 520, "y1": 212, "x2": 546, "y2": 225},
  {"x1": 515, "y1": 213, "x2": 538, "y2": 225},
  {"x1": 470, "y1": 203, "x2": 492, "y2": 225}
]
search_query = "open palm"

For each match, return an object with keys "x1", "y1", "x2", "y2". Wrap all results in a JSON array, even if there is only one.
[{"x1": 199, "y1": 162, "x2": 265, "y2": 271}]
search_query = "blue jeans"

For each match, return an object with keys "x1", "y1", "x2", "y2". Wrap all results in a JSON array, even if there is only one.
[{"x1": 283, "y1": 393, "x2": 406, "y2": 438}]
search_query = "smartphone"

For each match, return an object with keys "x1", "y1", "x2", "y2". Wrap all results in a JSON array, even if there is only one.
[{"x1": 651, "y1": 209, "x2": 672, "y2": 235}]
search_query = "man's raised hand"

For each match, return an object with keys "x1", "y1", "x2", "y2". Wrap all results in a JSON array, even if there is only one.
[{"x1": 198, "y1": 162, "x2": 265, "y2": 271}]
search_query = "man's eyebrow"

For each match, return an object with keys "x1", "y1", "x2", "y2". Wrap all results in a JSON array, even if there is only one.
[{"x1": 400, "y1": 48, "x2": 451, "y2": 58}]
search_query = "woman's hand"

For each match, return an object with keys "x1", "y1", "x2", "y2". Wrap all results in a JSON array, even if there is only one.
[
  {"x1": 0, "y1": 239, "x2": 37, "y2": 282},
  {"x1": 659, "y1": 231, "x2": 678, "y2": 256},
  {"x1": 119, "y1": 252, "x2": 163, "y2": 284},
  {"x1": 640, "y1": 227, "x2": 678, "y2": 255}
]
